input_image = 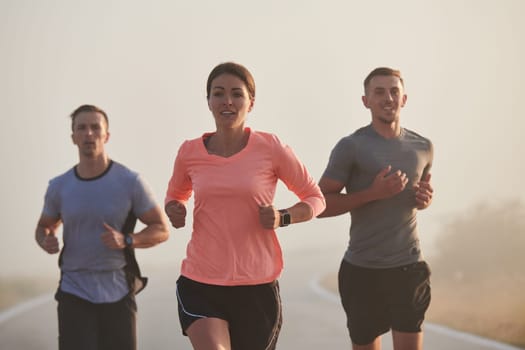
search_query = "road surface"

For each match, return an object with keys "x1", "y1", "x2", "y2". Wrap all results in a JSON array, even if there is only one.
[{"x1": 1, "y1": 227, "x2": 522, "y2": 350}]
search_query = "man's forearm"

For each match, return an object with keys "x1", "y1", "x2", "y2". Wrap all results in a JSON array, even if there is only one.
[
  {"x1": 130, "y1": 222, "x2": 169, "y2": 248},
  {"x1": 318, "y1": 189, "x2": 377, "y2": 218}
]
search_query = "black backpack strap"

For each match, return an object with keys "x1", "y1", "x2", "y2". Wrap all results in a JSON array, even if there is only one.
[{"x1": 121, "y1": 211, "x2": 148, "y2": 295}]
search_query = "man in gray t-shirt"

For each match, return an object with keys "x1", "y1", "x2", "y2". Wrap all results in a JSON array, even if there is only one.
[
  {"x1": 35, "y1": 105, "x2": 169, "y2": 350},
  {"x1": 318, "y1": 68, "x2": 434, "y2": 350}
]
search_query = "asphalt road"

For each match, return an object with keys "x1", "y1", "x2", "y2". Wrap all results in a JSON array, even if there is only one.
[{"x1": 1, "y1": 229, "x2": 522, "y2": 350}]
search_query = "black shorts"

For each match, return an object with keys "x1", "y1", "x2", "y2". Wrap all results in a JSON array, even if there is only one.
[
  {"x1": 338, "y1": 260, "x2": 431, "y2": 345},
  {"x1": 55, "y1": 289, "x2": 137, "y2": 350},
  {"x1": 176, "y1": 275, "x2": 282, "y2": 350}
]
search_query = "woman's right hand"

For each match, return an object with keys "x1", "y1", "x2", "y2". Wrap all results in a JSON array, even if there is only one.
[{"x1": 165, "y1": 201, "x2": 187, "y2": 228}]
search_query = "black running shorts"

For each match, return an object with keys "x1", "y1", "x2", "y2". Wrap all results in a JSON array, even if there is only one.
[
  {"x1": 176, "y1": 275, "x2": 282, "y2": 350},
  {"x1": 338, "y1": 260, "x2": 431, "y2": 345}
]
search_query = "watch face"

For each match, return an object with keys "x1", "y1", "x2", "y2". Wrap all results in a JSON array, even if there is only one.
[
  {"x1": 125, "y1": 235, "x2": 133, "y2": 246},
  {"x1": 282, "y1": 213, "x2": 291, "y2": 226},
  {"x1": 279, "y1": 210, "x2": 291, "y2": 227}
]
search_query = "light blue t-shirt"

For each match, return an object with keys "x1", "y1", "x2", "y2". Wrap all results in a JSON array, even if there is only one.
[
  {"x1": 322, "y1": 125, "x2": 433, "y2": 268},
  {"x1": 43, "y1": 160, "x2": 157, "y2": 303}
]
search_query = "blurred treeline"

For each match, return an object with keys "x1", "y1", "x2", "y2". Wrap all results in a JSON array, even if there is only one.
[
  {"x1": 427, "y1": 199, "x2": 525, "y2": 348},
  {"x1": 429, "y1": 199, "x2": 525, "y2": 283}
]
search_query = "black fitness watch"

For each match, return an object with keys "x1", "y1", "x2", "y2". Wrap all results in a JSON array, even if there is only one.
[
  {"x1": 278, "y1": 209, "x2": 291, "y2": 227},
  {"x1": 124, "y1": 234, "x2": 134, "y2": 247}
]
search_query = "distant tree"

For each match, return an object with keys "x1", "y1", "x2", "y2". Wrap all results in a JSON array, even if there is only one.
[{"x1": 430, "y1": 199, "x2": 525, "y2": 283}]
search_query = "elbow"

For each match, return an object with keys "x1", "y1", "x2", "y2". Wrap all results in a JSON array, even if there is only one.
[
  {"x1": 315, "y1": 197, "x2": 327, "y2": 218},
  {"x1": 302, "y1": 196, "x2": 325, "y2": 220},
  {"x1": 316, "y1": 208, "x2": 329, "y2": 218},
  {"x1": 159, "y1": 225, "x2": 170, "y2": 243},
  {"x1": 150, "y1": 232, "x2": 169, "y2": 248},
  {"x1": 152, "y1": 223, "x2": 170, "y2": 246}
]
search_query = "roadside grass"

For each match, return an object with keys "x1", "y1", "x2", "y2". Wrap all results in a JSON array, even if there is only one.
[
  {"x1": 0, "y1": 277, "x2": 57, "y2": 311},
  {"x1": 428, "y1": 275, "x2": 525, "y2": 349}
]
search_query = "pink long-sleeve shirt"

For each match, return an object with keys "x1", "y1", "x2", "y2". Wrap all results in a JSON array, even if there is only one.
[{"x1": 165, "y1": 128, "x2": 325, "y2": 286}]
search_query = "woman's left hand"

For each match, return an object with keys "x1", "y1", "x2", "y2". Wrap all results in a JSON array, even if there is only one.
[{"x1": 259, "y1": 204, "x2": 279, "y2": 229}]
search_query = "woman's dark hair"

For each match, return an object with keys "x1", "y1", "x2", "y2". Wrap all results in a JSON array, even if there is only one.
[{"x1": 206, "y1": 62, "x2": 256, "y2": 100}]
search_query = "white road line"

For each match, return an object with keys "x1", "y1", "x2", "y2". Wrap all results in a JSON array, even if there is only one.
[
  {"x1": 309, "y1": 274, "x2": 524, "y2": 350},
  {"x1": 0, "y1": 293, "x2": 53, "y2": 324}
]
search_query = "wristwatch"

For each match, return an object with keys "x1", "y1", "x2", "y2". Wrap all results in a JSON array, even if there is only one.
[
  {"x1": 124, "y1": 234, "x2": 134, "y2": 247},
  {"x1": 278, "y1": 209, "x2": 291, "y2": 227}
]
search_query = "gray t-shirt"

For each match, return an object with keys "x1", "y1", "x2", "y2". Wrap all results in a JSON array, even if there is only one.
[
  {"x1": 42, "y1": 161, "x2": 157, "y2": 303},
  {"x1": 323, "y1": 124, "x2": 433, "y2": 268}
]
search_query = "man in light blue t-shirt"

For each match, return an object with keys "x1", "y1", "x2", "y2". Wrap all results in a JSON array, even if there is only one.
[
  {"x1": 35, "y1": 104, "x2": 169, "y2": 350},
  {"x1": 318, "y1": 67, "x2": 434, "y2": 350}
]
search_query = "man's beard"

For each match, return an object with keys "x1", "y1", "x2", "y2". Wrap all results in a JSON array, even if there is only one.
[{"x1": 377, "y1": 114, "x2": 397, "y2": 124}]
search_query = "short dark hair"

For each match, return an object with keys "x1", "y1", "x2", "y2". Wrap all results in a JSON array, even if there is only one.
[
  {"x1": 70, "y1": 104, "x2": 108, "y2": 131},
  {"x1": 363, "y1": 67, "x2": 404, "y2": 94},
  {"x1": 206, "y1": 62, "x2": 256, "y2": 100}
]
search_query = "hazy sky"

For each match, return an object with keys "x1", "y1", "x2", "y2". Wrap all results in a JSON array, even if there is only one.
[{"x1": 1, "y1": 0, "x2": 524, "y2": 277}]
